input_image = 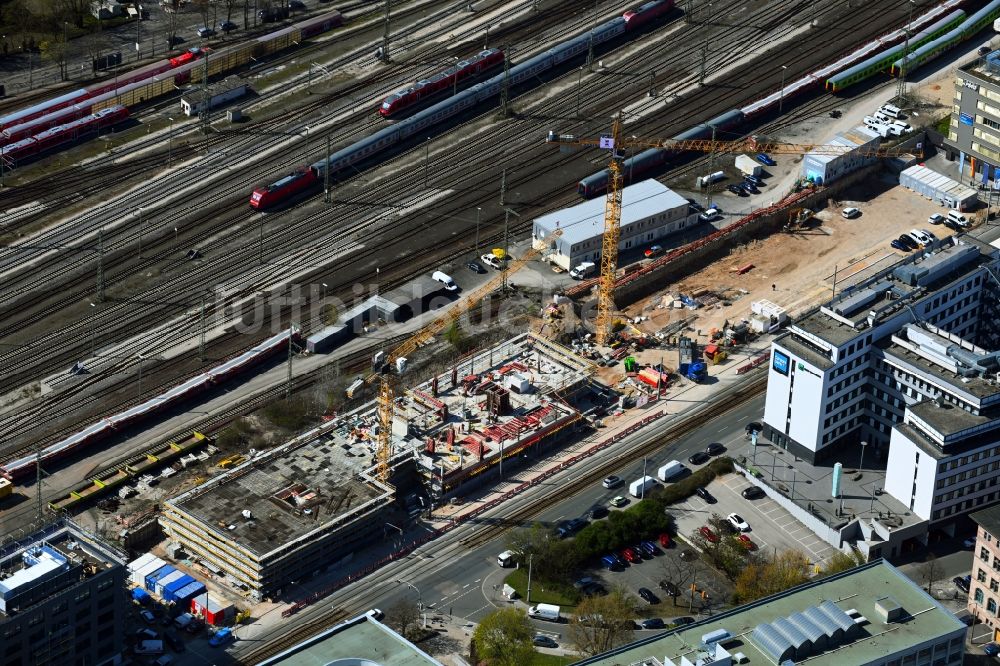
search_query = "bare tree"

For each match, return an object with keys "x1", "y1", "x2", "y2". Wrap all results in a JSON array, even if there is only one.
[
  {"x1": 568, "y1": 585, "x2": 637, "y2": 657},
  {"x1": 658, "y1": 554, "x2": 701, "y2": 607},
  {"x1": 387, "y1": 598, "x2": 420, "y2": 639},
  {"x1": 919, "y1": 554, "x2": 944, "y2": 594}
]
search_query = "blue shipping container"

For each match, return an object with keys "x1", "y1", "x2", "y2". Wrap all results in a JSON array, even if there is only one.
[
  {"x1": 132, "y1": 588, "x2": 151, "y2": 604},
  {"x1": 145, "y1": 565, "x2": 176, "y2": 592},
  {"x1": 174, "y1": 581, "x2": 206, "y2": 603},
  {"x1": 163, "y1": 575, "x2": 195, "y2": 602}
]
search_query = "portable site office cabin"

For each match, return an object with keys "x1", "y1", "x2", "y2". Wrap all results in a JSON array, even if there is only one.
[
  {"x1": 191, "y1": 593, "x2": 235, "y2": 625},
  {"x1": 173, "y1": 581, "x2": 206, "y2": 604},
  {"x1": 127, "y1": 553, "x2": 158, "y2": 577},
  {"x1": 163, "y1": 575, "x2": 195, "y2": 602},
  {"x1": 145, "y1": 565, "x2": 176, "y2": 592},
  {"x1": 155, "y1": 570, "x2": 186, "y2": 596},
  {"x1": 130, "y1": 555, "x2": 168, "y2": 587}
]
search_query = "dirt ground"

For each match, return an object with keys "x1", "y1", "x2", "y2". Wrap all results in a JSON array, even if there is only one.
[{"x1": 622, "y1": 173, "x2": 963, "y2": 345}]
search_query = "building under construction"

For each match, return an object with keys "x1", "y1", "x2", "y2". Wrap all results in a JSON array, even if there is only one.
[{"x1": 160, "y1": 334, "x2": 590, "y2": 600}]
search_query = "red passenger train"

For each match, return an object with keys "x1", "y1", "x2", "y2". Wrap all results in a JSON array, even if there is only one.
[
  {"x1": 379, "y1": 48, "x2": 505, "y2": 118},
  {"x1": 250, "y1": 167, "x2": 318, "y2": 209}
]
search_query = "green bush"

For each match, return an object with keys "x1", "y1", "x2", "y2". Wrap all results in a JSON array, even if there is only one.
[
  {"x1": 572, "y1": 458, "x2": 733, "y2": 561},
  {"x1": 504, "y1": 568, "x2": 581, "y2": 607}
]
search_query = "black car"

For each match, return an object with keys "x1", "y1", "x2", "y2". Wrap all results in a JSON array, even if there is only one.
[
  {"x1": 954, "y1": 575, "x2": 971, "y2": 593},
  {"x1": 557, "y1": 517, "x2": 588, "y2": 538},
  {"x1": 641, "y1": 618, "x2": 666, "y2": 629},
  {"x1": 744, "y1": 174, "x2": 763, "y2": 185},
  {"x1": 686, "y1": 198, "x2": 705, "y2": 212},
  {"x1": 706, "y1": 442, "x2": 726, "y2": 456},
  {"x1": 466, "y1": 261, "x2": 485, "y2": 274},
  {"x1": 164, "y1": 630, "x2": 185, "y2": 652},
  {"x1": 727, "y1": 184, "x2": 747, "y2": 196},
  {"x1": 897, "y1": 234, "x2": 918, "y2": 249},
  {"x1": 658, "y1": 580, "x2": 679, "y2": 597},
  {"x1": 672, "y1": 616, "x2": 695, "y2": 626},
  {"x1": 695, "y1": 486, "x2": 716, "y2": 503},
  {"x1": 218, "y1": 20, "x2": 237, "y2": 31},
  {"x1": 589, "y1": 504, "x2": 609, "y2": 519},
  {"x1": 741, "y1": 486, "x2": 766, "y2": 500},
  {"x1": 638, "y1": 587, "x2": 659, "y2": 604},
  {"x1": 196, "y1": 26, "x2": 216, "y2": 38},
  {"x1": 688, "y1": 451, "x2": 710, "y2": 465},
  {"x1": 288, "y1": 0, "x2": 306, "y2": 9},
  {"x1": 944, "y1": 219, "x2": 963, "y2": 231},
  {"x1": 890, "y1": 239, "x2": 910, "y2": 252},
  {"x1": 740, "y1": 181, "x2": 759, "y2": 194},
  {"x1": 533, "y1": 635, "x2": 558, "y2": 648}
]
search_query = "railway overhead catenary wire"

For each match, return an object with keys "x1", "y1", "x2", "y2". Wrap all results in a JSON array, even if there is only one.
[
  {"x1": 546, "y1": 122, "x2": 920, "y2": 343},
  {"x1": 365, "y1": 229, "x2": 561, "y2": 483}
]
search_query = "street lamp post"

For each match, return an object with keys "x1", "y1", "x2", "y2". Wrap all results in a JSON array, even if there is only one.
[
  {"x1": 137, "y1": 354, "x2": 145, "y2": 398},
  {"x1": 779, "y1": 64, "x2": 788, "y2": 114},
  {"x1": 89, "y1": 302, "x2": 97, "y2": 356},
  {"x1": 137, "y1": 207, "x2": 144, "y2": 258},
  {"x1": 424, "y1": 137, "x2": 430, "y2": 188},
  {"x1": 475, "y1": 207, "x2": 481, "y2": 251},
  {"x1": 167, "y1": 117, "x2": 175, "y2": 165},
  {"x1": 396, "y1": 579, "x2": 422, "y2": 610},
  {"x1": 859, "y1": 440, "x2": 868, "y2": 472}
]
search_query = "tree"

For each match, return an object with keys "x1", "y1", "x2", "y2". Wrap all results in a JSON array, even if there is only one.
[
  {"x1": 823, "y1": 549, "x2": 866, "y2": 576},
  {"x1": 919, "y1": 554, "x2": 944, "y2": 593},
  {"x1": 734, "y1": 550, "x2": 810, "y2": 603},
  {"x1": 568, "y1": 585, "x2": 637, "y2": 656},
  {"x1": 472, "y1": 607, "x2": 534, "y2": 666},
  {"x1": 387, "y1": 598, "x2": 420, "y2": 639},
  {"x1": 658, "y1": 554, "x2": 701, "y2": 607},
  {"x1": 505, "y1": 522, "x2": 581, "y2": 585},
  {"x1": 689, "y1": 513, "x2": 747, "y2": 580}
]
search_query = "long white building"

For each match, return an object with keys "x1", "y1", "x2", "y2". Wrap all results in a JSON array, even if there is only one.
[{"x1": 762, "y1": 234, "x2": 1000, "y2": 539}]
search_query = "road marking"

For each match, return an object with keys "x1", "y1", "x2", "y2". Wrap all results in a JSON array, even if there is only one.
[
  {"x1": 475, "y1": 579, "x2": 481, "y2": 583},
  {"x1": 463, "y1": 584, "x2": 470, "y2": 589}
]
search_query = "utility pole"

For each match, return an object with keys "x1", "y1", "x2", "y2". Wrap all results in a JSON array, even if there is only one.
[
  {"x1": 499, "y1": 168, "x2": 506, "y2": 207},
  {"x1": 96, "y1": 228, "x2": 105, "y2": 302},
  {"x1": 500, "y1": 48, "x2": 510, "y2": 117},
  {"x1": 136, "y1": 14, "x2": 141, "y2": 62},
  {"x1": 258, "y1": 215, "x2": 265, "y2": 265},
  {"x1": 576, "y1": 66, "x2": 584, "y2": 118},
  {"x1": 501, "y1": 208, "x2": 510, "y2": 293},
  {"x1": 35, "y1": 442, "x2": 42, "y2": 522},
  {"x1": 325, "y1": 135, "x2": 331, "y2": 203},
  {"x1": 896, "y1": 0, "x2": 915, "y2": 105},
  {"x1": 286, "y1": 326, "x2": 295, "y2": 398},
  {"x1": 526, "y1": 553, "x2": 533, "y2": 604},
  {"x1": 137, "y1": 207, "x2": 144, "y2": 258},
  {"x1": 699, "y1": 41, "x2": 708, "y2": 86},
  {"x1": 705, "y1": 124, "x2": 716, "y2": 209},
  {"x1": 586, "y1": 0, "x2": 597, "y2": 70},
  {"x1": 475, "y1": 207, "x2": 481, "y2": 251},
  {"x1": 201, "y1": 52, "x2": 210, "y2": 133},
  {"x1": 198, "y1": 296, "x2": 206, "y2": 361},
  {"x1": 380, "y1": 0, "x2": 390, "y2": 62}
]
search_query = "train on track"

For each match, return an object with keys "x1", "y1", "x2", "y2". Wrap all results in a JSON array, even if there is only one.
[
  {"x1": 0, "y1": 105, "x2": 130, "y2": 163},
  {"x1": 576, "y1": 0, "x2": 998, "y2": 198},
  {"x1": 0, "y1": 10, "x2": 343, "y2": 167},
  {"x1": 0, "y1": 328, "x2": 299, "y2": 482},
  {"x1": 250, "y1": 0, "x2": 677, "y2": 209},
  {"x1": 379, "y1": 48, "x2": 506, "y2": 118}
]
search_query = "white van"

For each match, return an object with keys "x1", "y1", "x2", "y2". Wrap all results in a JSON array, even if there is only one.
[
  {"x1": 879, "y1": 103, "x2": 902, "y2": 119},
  {"x1": 873, "y1": 111, "x2": 893, "y2": 125},
  {"x1": 498, "y1": 550, "x2": 517, "y2": 567},
  {"x1": 569, "y1": 261, "x2": 596, "y2": 279},
  {"x1": 947, "y1": 210, "x2": 969, "y2": 227},
  {"x1": 431, "y1": 270, "x2": 458, "y2": 291},
  {"x1": 657, "y1": 460, "x2": 684, "y2": 482}
]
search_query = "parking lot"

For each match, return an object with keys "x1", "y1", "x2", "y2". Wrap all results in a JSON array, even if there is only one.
[{"x1": 671, "y1": 472, "x2": 838, "y2": 567}]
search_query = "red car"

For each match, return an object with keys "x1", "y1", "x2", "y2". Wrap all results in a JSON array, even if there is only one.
[
  {"x1": 738, "y1": 534, "x2": 756, "y2": 551},
  {"x1": 699, "y1": 526, "x2": 719, "y2": 543},
  {"x1": 644, "y1": 245, "x2": 663, "y2": 258},
  {"x1": 658, "y1": 533, "x2": 672, "y2": 548},
  {"x1": 621, "y1": 547, "x2": 642, "y2": 564}
]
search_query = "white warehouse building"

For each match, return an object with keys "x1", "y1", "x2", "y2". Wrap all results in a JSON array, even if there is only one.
[
  {"x1": 801, "y1": 125, "x2": 880, "y2": 185},
  {"x1": 762, "y1": 233, "x2": 1000, "y2": 545},
  {"x1": 532, "y1": 179, "x2": 696, "y2": 271}
]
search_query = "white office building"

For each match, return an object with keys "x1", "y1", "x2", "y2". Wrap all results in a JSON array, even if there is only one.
[
  {"x1": 532, "y1": 179, "x2": 696, "y2": 270},
  {"x1": 763, "y1": 234, "x2": 1000, "y2": 533}
]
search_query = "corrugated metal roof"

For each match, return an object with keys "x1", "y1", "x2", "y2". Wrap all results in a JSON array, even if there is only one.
[{"x1": 533, "y1": 179, "x2": 687, "y2": 246}]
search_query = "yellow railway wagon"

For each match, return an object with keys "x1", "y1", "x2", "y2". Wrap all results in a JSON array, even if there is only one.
[
  {"x1": 259, "y1": 26, "x2": 301, "y2": 56},
  {"x1": 191, "y1": 46, "x2": 253, "y2": 83},
  {"x1": 92, "y1": 77, "x2": 176, "y2": 112}
]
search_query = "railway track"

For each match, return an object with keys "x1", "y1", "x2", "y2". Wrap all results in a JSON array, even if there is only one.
[{"x1": 235, "y1": 368, "x2": 768, "y2": 663}]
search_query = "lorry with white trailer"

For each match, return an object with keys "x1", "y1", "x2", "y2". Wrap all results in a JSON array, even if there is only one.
[
  {"x1": 528, "y1": 603, "x2": 561, "y2": 621},
  {"x1": 735, "y1": 155, "x2": 762, "y2": 177},
  {"x1": 629, "y1": 475, "x2": 657, "y2": 497}
]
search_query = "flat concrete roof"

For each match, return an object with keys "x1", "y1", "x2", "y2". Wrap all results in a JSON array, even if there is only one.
[
  {"x1": 533, "y1": 179, "x2": 687, "y2": 246},
  {"x1": 882, "y1": 342, "x2": 1000, "y2": 402},
  {"x1": 777, "y1": 333, "x2": 835, "y2": 370},
  {"x1": 577, "y1": 560, "x2": 964, "y2": 666},
  {"x1": 971, "y1": 502, "x2": 1000, "y2": 538},
  {"x1": 169, "y1": 433, "x2": 386, "y2": 558},
  {"x1": 260, "y1": 614, "x2": 443, "y2": 666}
]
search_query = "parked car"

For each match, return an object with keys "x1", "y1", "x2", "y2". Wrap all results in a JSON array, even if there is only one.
[
  {"x1": 897, "y1": 234, "x2": 918, "y2": 250},
  {"x1": 196, "y1": 26, "x2": 216, "y2": 38},
  {"x1": 841, "y1": 207, "x2": 861, "y2": 219},
  {"x1": 556, "y1": 518, "x2": 587, "y2": 538},
  {"x1": 589, "y1": 504, "x2": 609, "y2": 519},
  {"x1": 706, "y1": 442, "x2": 726, "y2": 456},
  {"x1": 688, "y1": 452, "x2": 710, "y2": 465},
  {"x1": 740, "y1": 181, "x2": 759, "y2": 194},
  {"x1": 639, "y1": 540, "x2": 659, "y2": 556},
  {"x1": 756, "y1": 153, "x2": 777, "y2": 166},
  {"x1": 928, "y1": 213, "x2": 944, "y2": 225},
  {"x1": 699, "y1": 526, "x2": 719, "y2": 543},
  {"x1": 954, "y1": 575, "x2": 971, "y2": 593},
  {"x1": 288, "y1": 0, "x2": 306, "y2": 8},
  {"x1": 140, "y1": 609, "x2": 156, "y2": 624},
  {"x1": 984, "y1": 642, "x2": 1000, "y2": 656},
  {"x1": 672, "y1": 616, "x2": 695, "y2": 626},
  {"x1": 431, "y1": 270, "x2": 458, "y2": 291},
  {"x1": 603, "y1": 475, "x2": 622, "y2": 489},
  {"x1": 218, "y1": 20, "x2": 237, "y2": 31},
  {"x1": 208, "y1": 628, "x2": 234, "y2": 648},
  {"x1": 659, "y1": 580, "x2": 679, "y2": 596},
  {"x1": 622, "y1": 547, "x2": 642, "y2": 564},
  {"x1": 533, "y1": 635, "x2": 558, "y2": 648},
  {"x1": 135, "y1": 628, "x2": 158, "y2": 640},
  {"x1": 698, "y1": 207, "x2": 721, "y2": 222},
  {"x1": 890, "y1": 239, "x2": 910, "y2": 252},
  {"x1": 466, "y1": 261, "x2": 485, "y2": 274},
  {"x1": 744, "y1": 174, "x2": 762, "y2": 185},
  {"x1": 741, "y1": 486, "x2": 765, "y2": 500},
  {"x1": 727, "y1": 183, "x2": 747, "y2": 196},
  {"x1": 686, "y1": 198, "x2": 705, "y2": 212},
  {"x1": 610, "y1": 495, "x2": 628, "y2": 508},
  {"x1": 738, "y1": 534, "x2": 756, "y2": 550},
  {"x1": 164, "y1": 630, "x2": 185, "y2": 652},
  {"x1": 638, "y1": 587, "x2": 659, "y2": 604},
  {"x1": 728, "y1": 513, "x2": 750, "y2": 532},
  {"x1": 695, "y1": 486, "x2": 716, "y2": 503},
  {"x1": 644, "y1": 245, "x2": 664, "y2": 258},
  {"x1": 641, "y1": 617, "x2": 666, "y2": 629},
  {"x1": 480, "y1": 253, "x2": 503, "y2": 269},
  {"x1": 658, "y1": 533, "x2": 672, "y2": 548}
]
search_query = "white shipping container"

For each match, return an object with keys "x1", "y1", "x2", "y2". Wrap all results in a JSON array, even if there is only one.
[
  {"x1": 131, "y1": 557, "x2": 168, "y2": 587},
  {"x1": 899, "y1": 165, "x2": 977, "y2": 211},
  {"x1": 735, "y1": 154, "x2": 762, "y2": 176}
]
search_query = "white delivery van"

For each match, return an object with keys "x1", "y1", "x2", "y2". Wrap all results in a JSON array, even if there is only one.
[
  {"x1": 657, "y1": 460, "x2": 684, "y2": 482},
  {"x1": 947, "y1": 210, "x2": 969, "y2": 227},
  {"x1": 528, "y1": 603, "x2": 561, "y2": 621},
  {"x1": 879, "y1": 103, "x2": 902, "y2": 119},
  {"x1": 431, "y1": 270, "x2": 458, "y2": 291},
  {"x1": 629, "y1": 476, "x2": 657, "y2": 498},
  {"x1": 497, "y1": 550, "x2": 517, "y2": 567},
  {"x1": 569, "y1": 261, "x2": 596, "y2": 279}
]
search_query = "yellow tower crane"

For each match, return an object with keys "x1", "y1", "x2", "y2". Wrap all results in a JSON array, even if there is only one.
[
  {"x1": 367, "y1": 229, "x2": 562, "y2": 483},
  {"x1": 547, "y1": 118, "x2": 918, "y2": 345}
]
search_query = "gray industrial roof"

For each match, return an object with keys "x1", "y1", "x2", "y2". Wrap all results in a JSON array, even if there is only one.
[{"x1": 532, "y1": 179, "x2": 687, "y2": 246}]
